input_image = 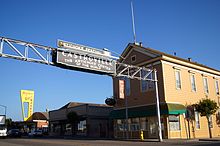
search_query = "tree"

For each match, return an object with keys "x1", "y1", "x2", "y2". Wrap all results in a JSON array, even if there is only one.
[
  {"x1": 5, "y1": 118, "x2": 12, "y2": 128},
  {"x1": 185, "y1": 105, "x2": 195, "y2": 139},
  {"x1": 194, "y1": 99, "x2": 219, "y2": 138},
  {"x1": 67, "y1": 111, "x2": 78, "y2": 136}
]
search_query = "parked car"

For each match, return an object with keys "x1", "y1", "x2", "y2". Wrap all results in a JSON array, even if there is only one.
[
  {"x1": 28, "y1": 130, "x2": 43, "y2": 137},
  {"x1": 7, "y1": 129, "x2": 22, "y2": 138}
]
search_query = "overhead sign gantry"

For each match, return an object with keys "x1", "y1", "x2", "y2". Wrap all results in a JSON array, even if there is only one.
[{"x1": 0, "y1": 36, "x2": 155, "y2": 81}]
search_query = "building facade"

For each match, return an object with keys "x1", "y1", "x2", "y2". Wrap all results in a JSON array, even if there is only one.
[
  {"x1": 49, "y1": 102, "x2": 113, "y2": 138},
  {"x1": 111, "y1": 43, "x2": 220, "y2": 139},
  {"x1": 27, "y1": 112, "x2": 49, "y2": 133}
]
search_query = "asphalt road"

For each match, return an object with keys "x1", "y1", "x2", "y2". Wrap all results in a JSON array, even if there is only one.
[{"x1": 1, "y1": 138, "x2": 220, "y2": 146}]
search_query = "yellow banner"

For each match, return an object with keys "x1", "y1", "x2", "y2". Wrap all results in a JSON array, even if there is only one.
[{"x1": 20, "y1": 90, "x2": 34, "y2": 121}]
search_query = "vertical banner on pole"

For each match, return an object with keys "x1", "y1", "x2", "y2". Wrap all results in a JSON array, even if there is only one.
[
  {"x1": 119, "y1": 80, "x2": 125, "y2": 99},
  {"x1": 20, "y1": 90, "x2": 34, "y2": 121}
]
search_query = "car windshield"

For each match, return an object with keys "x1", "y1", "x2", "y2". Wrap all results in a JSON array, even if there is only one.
[{"x1": 12, "y1": 129, "x2": 19, "y2": 132}]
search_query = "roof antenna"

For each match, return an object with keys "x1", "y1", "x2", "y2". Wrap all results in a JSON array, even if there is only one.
[{"x1": 131, "y1": 1, "x2": 137, "y2": 43}]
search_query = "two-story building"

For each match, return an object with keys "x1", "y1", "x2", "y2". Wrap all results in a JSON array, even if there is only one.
[{"x1": 110, "y1": 43, "x2": 220, "y2": 139}]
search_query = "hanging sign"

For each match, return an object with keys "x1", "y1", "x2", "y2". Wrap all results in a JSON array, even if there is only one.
[
  {"x1": 55, "y1": 40, "x2": 116, "y2": 75},
  {"x1": 119, "y1": 80, "x2": 125, "y2": 99}
]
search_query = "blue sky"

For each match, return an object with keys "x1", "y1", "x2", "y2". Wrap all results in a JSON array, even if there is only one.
[{"x1": 0, "y1": 0, "x2": 220, "y2": 121}]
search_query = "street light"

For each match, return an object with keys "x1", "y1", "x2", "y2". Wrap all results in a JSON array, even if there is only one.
[{"x1": 0, "y1": 104, "x2": 7, "y2": 117}]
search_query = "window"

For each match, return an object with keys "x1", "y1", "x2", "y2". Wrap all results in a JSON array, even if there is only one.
[
  {"x1": 116, "y1": 119, "x2": 127, "y2": 131},
  {"x1": 190, "y1": 74, "x2": 196, "y2": 92},
  {"x1": 77, "y1": 120, "x2": 86, "y2": 132},
  {"x1": 124, "y1": 77, "x2": 130, "y2": 96},
  {"x1": 195, "y1": 111, "x2": 200, "y2": 129},
  {"x1": 116, "y1": 119, "x2": 124, "y2": 131},
  {"x1": 175, "y1": 70, "x2": 181, "y2": 89},
  {"x1": 65, "y1": 124, "x2": 71, "y2": 132},
  {"x1": 203, "y1": 77, "x2": 209, "y2": 94},
  {"x1": 141, "y1": 70, "x2": 155, "y2": 92},
  {"x1": 169, "y1": 115, "x2": 180, "y2": 131},
  {"x1": 131, "y1": 55, "x2": 136, "y2": 62},
  {"x1": 130, "y1": 118, "x2": 140, "y2": 131},
  {"x1": 215, "y1": 80, "x2": 219, "y2": 95},
  {"x1": 140, "y1": 117, "x2": 147, "y2": 130}
]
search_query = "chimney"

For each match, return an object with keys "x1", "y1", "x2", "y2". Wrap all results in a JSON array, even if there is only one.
[
  {"x1": 188, "y1": 58, "x2": 192, "y2": 62},
  {"x1": 139, "y1": 42, "x2": 142, "y2": 47}
]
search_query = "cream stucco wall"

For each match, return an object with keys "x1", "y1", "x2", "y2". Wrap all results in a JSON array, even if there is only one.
[{"x1": 162, "y1": 60, "x2": 220, "y2": 138}]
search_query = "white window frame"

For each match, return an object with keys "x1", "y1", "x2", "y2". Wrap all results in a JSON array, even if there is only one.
[
  {"x1": 175, "y1": 69, "x2": 181, "y2": 89},
  {"x1": 203, "y1": 77, "x2": 209, "y2": 94},
  {"x1": 215, "y1": 80, "x2": 219, "y2": 95},
  {"x1": 190, "y1": 73, "x2": 197, "y2": 92},
  {"x1": 140, "y1": 70, "x2": 155, "y2": 92}
]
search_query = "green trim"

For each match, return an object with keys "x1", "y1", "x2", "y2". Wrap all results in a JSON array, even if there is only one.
[{"x1": 110, "y1": 103, "x2": 186, "y2": 119}]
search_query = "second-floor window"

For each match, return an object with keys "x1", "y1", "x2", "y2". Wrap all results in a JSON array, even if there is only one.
[
  {"x1": 175, "y1": 70, "x2": 181, "y2": 89},
  {"x1": 125, "y1": 77, "x2": 130, "y2": 96},
  {"x1": 203, "y1": 77, "x2": 209, "y2": 94},
  {"x1": 190, "y1": 74, "x2": 196, "y2": 92},
  {"x1": 141, "y1": 70, "x2": 155, "y2": 92},
  {"x1": 215, "y1": 80, "x2": 219, "y2": 95}
]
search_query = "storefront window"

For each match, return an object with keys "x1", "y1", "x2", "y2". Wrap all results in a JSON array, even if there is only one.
[
  {"x1": 65, "y1": 124, "x2": 71, "y2": 132},
  {"x1": 117, "y1": 119, "x2": 125, "y2": 131},
  {"x1": 169, "y1": 115, "x2": 180, "y2": 131},
  {"x1": 140, "y1": 117, "x2": 147, "y2": 130},
  {"x1": 77, "y1": 120, "x2": 86, "y2": 132},
  {"x1": 130, "y1": 118, "x2": 140, "y2": 131},
  {"x1": 55, "y1": 125, "x2": 61, "y2": 132},
  {"x1": 149, "y1": 121, "x2": 157, "y2": 135}
]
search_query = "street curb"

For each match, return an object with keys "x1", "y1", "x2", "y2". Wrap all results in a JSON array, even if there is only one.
[{"x1": 199, "y1": 139, "x2": 220, "y2": 142}]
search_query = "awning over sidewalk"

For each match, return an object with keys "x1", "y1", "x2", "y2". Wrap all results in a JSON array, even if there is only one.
[{"x1": 110, "y1": 103, "x2": 186, "y2": 119}]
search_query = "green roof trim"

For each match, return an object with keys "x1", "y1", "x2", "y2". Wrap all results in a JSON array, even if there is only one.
[{"x1": 110, "y1": 103, "x2": 186, "y2": 119}]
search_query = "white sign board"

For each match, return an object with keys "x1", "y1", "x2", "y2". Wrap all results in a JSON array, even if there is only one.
[
  {"x1": 55, "y1": 40, "x2": 116, "y2": 75},
  {"x1": 57, "y1": 40, "x2": 111, "y2": 57},
  {"x1": 0, "y1": 115, "x2": 5, "y2": 125}
]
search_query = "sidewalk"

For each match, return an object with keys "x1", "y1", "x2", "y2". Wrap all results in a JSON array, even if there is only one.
[
  {"x1": 43, "y1": 135, "x2": 220, "y2": 142},
  {"x1": 110, "y1": 138, "x2": 199, "y2": 143}
]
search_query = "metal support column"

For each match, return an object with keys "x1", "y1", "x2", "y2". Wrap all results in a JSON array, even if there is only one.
[
  {"x1": 154, "y1": 70, "x2": 163, "y2": 142},
  {"x1": 125, "y1": 92, "x2": 129, "y2": 139}
]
